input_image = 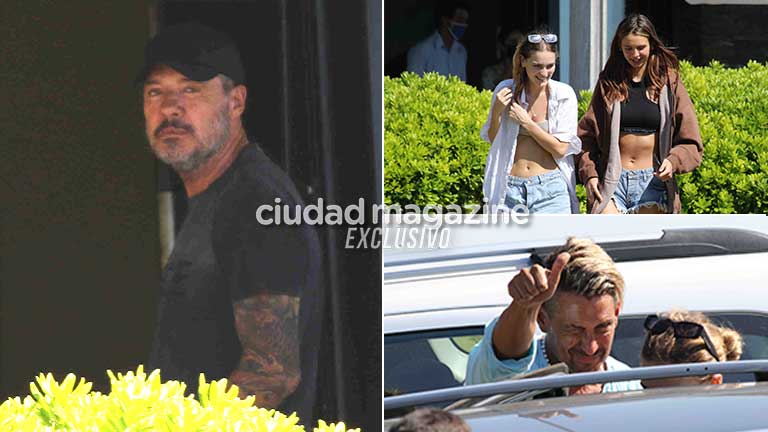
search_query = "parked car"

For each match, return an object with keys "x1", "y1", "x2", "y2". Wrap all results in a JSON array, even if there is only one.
[
  {"x1": 383, "y1": 360, "x2": 768, "y2": 431},
  {"x1": 384, "y1": 225, "x2": 768, "y2": 398}
]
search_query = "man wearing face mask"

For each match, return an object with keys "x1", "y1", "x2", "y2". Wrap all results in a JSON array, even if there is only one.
[{"x1": 407, "y1": 1, "x2": 469, "y2": 82}]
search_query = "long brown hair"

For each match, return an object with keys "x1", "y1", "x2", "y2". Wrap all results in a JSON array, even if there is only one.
[
  {"x1": 511, "y1": 27, "x2": 558, "y2": 105},
  {"x1": 598, "y1": 14, "x2": 678, "y2": 104}
]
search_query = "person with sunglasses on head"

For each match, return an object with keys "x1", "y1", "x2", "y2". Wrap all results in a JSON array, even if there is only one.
[
  {"x1": 481, "y1": 28, "x2": 581, "y2": 214},
  {"x1": 407, "y1": 1, "x2": 470, "y2": 82},
  {"x1": 641, "y1": 309, "x2": 743, "y2": 388},
  {"x1": 577, "y1": 14, "x2": 702, "y2": 214}
]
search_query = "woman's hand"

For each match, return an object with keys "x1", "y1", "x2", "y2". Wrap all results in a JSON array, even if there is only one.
[
  {"x1": 586, "y1": 177, "x2": 603, "y2": 203},
  {"x1": 655, "y1": 158, "x2": 675, "y2": 181},
  {"x1": 508, "y1": 102, "x2": 533, "y2": 127},
  {"x1": 493, "y1": 88, "x2": 513, "y2": 118}
]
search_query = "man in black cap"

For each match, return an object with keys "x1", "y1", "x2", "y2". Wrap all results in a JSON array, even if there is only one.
[{"x1": 138, "y1": 22, "x2": 322, "y2": 422}]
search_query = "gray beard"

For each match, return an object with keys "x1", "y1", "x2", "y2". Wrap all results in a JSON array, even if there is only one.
[{"x1": 149, "y1": 104, "x2": 231, "y2": 173}]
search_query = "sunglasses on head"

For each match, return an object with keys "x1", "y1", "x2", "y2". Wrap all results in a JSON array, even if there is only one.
[
  {"x1": 644, "y1": 314, "x2": 720, "y2": 361},
  {"x1": 527, "y1": 33, "x2": 558, "y2": 44}
]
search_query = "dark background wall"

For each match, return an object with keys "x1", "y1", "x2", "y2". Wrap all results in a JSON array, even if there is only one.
[
  {"x1": 626, "y1": 0, "x2": 768, "y2": 67},
  {"x1": 384, "y1": 0, "x2": 557, "y2": 87},
  {"x1": 386, "y1": 0, "x2": 768, "y2": 89},
  {"x1": 1, "y1": 0, "x2": 159, "y2": 397},
  {"x1": 1, "y1": 1, "x2": 380, "y2": 430},
  {"x1": 156, "y1": 1, "x2": 381, "y2": 428}
]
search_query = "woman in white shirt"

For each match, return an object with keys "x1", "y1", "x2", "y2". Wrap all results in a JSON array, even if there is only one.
[{"x1": 481, "y1": 29, "x2": 581, "y2": 213}]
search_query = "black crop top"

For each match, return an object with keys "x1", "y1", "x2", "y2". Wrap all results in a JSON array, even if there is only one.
[{"x1": 620, "y1": 79, "x2": 660, "y2": 135}]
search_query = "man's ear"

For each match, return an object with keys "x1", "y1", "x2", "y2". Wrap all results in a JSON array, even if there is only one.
[
  {"x1": 537, "y1": 307, "x2": 551, "y2": 333},
  {"x1": 230, "y1": 85, "x2": 247, "y2": 118},
  {"x1": 614, "y1": 301, "x2": 622, "y2": 318}
]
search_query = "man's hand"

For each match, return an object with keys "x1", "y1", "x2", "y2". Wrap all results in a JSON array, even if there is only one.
[
  {"x1": 229, "y1": 294, "x2": 301, "y2": 407},
  {"x1": 507, "y1": 252, "x2": 571, "y2": 308},
  {"x1": 586, "y1": 178, "x2": 603, "y2": 204},
  {"x1": 491, "y1": 252, "x2": 571, "y2": 360}
]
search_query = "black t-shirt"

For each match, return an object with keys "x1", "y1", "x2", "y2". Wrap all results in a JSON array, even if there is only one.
[{"x1": 148, "y1": 143, "x2": 322, "y2": 422}]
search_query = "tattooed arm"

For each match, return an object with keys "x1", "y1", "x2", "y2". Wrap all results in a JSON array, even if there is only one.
[{"x1": 229, "y1": 293, "x2": 301, "y2": 407}]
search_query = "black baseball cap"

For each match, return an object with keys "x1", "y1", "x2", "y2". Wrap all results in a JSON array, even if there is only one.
[{"x1": 136, "y1": 22, "x2": 245, "y2": 85}]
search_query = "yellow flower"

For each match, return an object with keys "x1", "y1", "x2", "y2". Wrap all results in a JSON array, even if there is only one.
[
  {"x1": 1, "y1": 365, "x2": 358, "y2": 431},
  {"x1": 315, "y1": 419, "x2": 362, "y2": 432}
]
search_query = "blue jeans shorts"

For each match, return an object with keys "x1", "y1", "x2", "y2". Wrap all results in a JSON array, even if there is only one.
[
  {"x1": 612, "y1": 167, "x2": 668, "y2": 213},
  {"x1": 504, "y1": 170, "x2": 571, "y2": 214}
]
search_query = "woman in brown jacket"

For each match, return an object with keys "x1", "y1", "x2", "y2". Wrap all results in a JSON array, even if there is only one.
[{"x1": 578, "y1": 14, "x2": 702, "y2": 214}]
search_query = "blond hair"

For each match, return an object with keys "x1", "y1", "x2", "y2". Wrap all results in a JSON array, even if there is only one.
[
  {"x1": 641, "y1": 309, "x2": 743, "y2": 364},
  {"x1": 510, "y1": 27, "x2": 558, "y2": 105},
  {"x1": 542, "y1": 237, "x2": 624, "y2": 312}
]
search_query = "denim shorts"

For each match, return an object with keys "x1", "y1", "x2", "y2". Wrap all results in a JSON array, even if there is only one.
[
  {"x1": 613, "y1": 167, "x2": 668, "y2": 213},
  {"x1": 504, "y1": 170, "x2": 571, "y2": 214}
]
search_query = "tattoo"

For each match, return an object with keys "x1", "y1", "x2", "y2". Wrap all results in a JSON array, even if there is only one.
[{"x1": 229, "y1": 294, "x2": 301, "y2": 407}]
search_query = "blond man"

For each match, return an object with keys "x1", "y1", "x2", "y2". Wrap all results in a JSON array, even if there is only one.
[{"x1": 466, "y1": 238, "x2": 642, "y2": 394}]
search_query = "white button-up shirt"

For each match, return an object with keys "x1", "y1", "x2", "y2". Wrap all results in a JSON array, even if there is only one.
[
  {"x1": 480, "y1": 79, "x2": 582, "y2": 213},
  {"x1": 407, "y1": 31, "x2": 467, "y2": 82}
]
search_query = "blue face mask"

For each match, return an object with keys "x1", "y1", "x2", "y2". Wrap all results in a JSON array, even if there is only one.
[{"x1": 449, "y1": 22, "x2": 467, "y2": 41}]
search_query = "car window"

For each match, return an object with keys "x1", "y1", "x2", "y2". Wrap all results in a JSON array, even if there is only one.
[
  {"x1": 385, "y1": 312, "x2": 768, "y2": 396},
  {"x1": 614, "y1": 312, "x2": 768, "y2": 382},
  {"x1": 384, "y1": 328, "x2": 483, "y2": 396}
]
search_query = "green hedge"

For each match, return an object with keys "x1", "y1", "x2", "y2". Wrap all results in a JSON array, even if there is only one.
[
  {"x1": 385, "y1": 62, "x2": 768, "y2": 213},
  {"x1": 384, "y1": 72, "x2": 490, "y2": 208},
  {"x1": 674, "y1": 61, "x2": 768, "y2": 213},
  {"x1": 0, "y1": 366, "x2": 359, "y2": 431}
]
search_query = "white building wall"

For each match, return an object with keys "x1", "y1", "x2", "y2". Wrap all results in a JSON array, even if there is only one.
[{"x1": 567, "y1": 0, "x2": 624, "y2": 93}]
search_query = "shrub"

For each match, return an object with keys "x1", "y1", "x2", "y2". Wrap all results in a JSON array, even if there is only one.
[
  {"x1": 384, "y1": 72, "x2": 490, "y2": 209},
  {"x1": 676, "y1": 60, "x2": 768, "y2": 213},
  {"x1": 386, "y1": 61, "x2": 768, "y2": 213},
  {"x1": 0, "y1": 366, "x2": 360, "y2": 431}
]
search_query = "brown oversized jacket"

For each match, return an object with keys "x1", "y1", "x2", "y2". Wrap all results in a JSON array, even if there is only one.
[{"x1": 577, "y1": 69, "x2": 703, "y2": 213}]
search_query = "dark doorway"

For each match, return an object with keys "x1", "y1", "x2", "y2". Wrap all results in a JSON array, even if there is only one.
[
  {"x1": 626, "y1": 0, "x2": 768, "y2": 66},
  {"x1": 155, "y1": 0, "x2": 381, "y2": 429},
  {"x1": 385, "y1": 0, "x2": 559, "y2": 88},
  {"x1": 1, "y1": 2, "x2": 379, "y2": 430}
]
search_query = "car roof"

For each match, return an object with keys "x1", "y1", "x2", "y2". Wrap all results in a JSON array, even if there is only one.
[
  {"x1": 384, "y1": 215, "x2": 768, "y2": 258},
  {"x1": 454, "y1": 383, "x2": 768, "y2": 432},
  {"x1": 385, "y1": 227, "x2": 768, "y2": 334}
]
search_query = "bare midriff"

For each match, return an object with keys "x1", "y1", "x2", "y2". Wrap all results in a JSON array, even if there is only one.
[
  {"x1": 619, "y1": 132, "x2": 656, "y2": 170},
  {"x1": 510, "y1": 134, "x2": 558, "y2": 177}
]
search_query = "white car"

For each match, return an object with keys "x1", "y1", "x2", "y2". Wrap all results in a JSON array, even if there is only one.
[
  {"x1": 384, "y1": 362, "x2": 768, "y2": 432},
  {"x1": 384, "y1": 222, "x2": 768, "y2": 398}
]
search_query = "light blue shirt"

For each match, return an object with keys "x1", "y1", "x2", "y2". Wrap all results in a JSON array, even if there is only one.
[
  {"x1": 407, "y1": 31, "x2": 467, "y2": 81},
  {"x1": 466, "y1": 317, "x2": 642, "y2": 393}
]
